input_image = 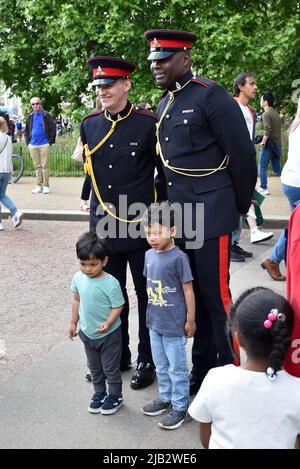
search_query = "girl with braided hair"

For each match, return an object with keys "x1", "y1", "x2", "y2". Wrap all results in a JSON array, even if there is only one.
[{"x1": 189, "y1": 287, "x2": 300, "y2": 449}]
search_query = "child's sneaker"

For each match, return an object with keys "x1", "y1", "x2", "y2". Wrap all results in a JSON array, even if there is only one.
[
  {"x1": 12, "y1": 211, "x2": 23, "y2": 228},
  {"x1": 88, "y1": 391, "x2": 107, "y2": 413},
  {"x1": 158, "y1": 409, "x2": 187, "y2": 430},
  {"x1": 141, "y1": 398, "x2": 171, "y2": 416},
  {"x1": 100, "y1": 394, "x2": 123, "y2": 415}
]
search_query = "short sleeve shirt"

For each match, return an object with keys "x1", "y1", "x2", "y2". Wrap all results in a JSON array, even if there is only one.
[
  {"x1": 71, "y1": 271, "x2": 124, "y2": 340},
  {"x1": 144, "y1": 246, "x2": 193, "y2": 336}
]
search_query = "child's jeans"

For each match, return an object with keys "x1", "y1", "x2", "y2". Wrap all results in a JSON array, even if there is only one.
[{"x1": 150, "y1": 329, "x2": 189, "y2": 412}]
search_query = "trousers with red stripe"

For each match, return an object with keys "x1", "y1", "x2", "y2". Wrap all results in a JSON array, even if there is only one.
[{"x1": 182, "y1": 234, "x2": 235, "y2": 379}]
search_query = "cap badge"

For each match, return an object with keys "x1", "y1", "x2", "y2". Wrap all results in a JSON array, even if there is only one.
[
  {"x1": 153, "y1": 37, "x2": 161, "y2": 48},
  {"x1": 97, "y1": 66, "x2": 104, "y2": 75},
  {"x1": 175, "y1": 82, "x2": 181, "y2": 90}
]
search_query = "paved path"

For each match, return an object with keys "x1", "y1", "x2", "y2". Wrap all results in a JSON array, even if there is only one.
[{"x1": 4, "y1": 176, "x2": 290, "y2": 227}]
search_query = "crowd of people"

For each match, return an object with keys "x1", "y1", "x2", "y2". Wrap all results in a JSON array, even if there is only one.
[{"x1": 1, "y1": 28, "x2": 300, "y2": 449}]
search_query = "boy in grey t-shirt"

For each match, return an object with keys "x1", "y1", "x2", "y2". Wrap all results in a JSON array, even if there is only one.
[{"x1": 141, "y1": 202, "x2": 196, "y2": 430}]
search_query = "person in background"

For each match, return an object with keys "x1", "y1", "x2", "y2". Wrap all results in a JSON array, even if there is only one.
[
  {"x1": 189, "y1": 287, "x2": 300, "y2": 449},
  {"x1": 137, "y1": 102, "x2": 154, "y2": 112},
  {"x1": 15, "y1": 120, "x2": 23, "y2": 142},
  {"x1": 0, "y1": 116, "x2": 23, "y2": 231},
  {"x1": 258, "y1": 92, "x2": 282, "y2": 195},
  {"x1": 25, "y1": 97, "x2": 56, "y2": 194},
  {"x1": 8, "y1": 119, "x2": 15, "y2": 142},
  {"x1": 231, "y1": 72, "x2": 273, "y2": 262},
  {"x1": 261, "y1": 97, "x2": 300, "y2": 281}
]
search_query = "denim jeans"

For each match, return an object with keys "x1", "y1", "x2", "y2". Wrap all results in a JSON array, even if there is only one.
[
  {"x1": 259, "y1": 144, "x2": 282, "y2": 189},
  {"x1": 150, "y1": 329, "x2": 189, "y2": 411},
  {"x1": 0, "y1": 173, "x2": 17, "y2": 221},
  {"x1": 231, "y1": 217, "x2": 242, "y2": 245},
  {"x1": 282, "y1": 184, "x2": 300, "y2": 211},
  {"x1": 270, "y1": 183, "x2": 300, "y2": 263}
]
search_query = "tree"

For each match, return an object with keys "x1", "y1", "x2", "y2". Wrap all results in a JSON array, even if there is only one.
[{"x1": 0, "y1": 0, "x2": 299, "y2": 120}]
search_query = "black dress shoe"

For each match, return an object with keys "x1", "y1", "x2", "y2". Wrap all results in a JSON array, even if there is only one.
[
  {"x1": 189, "y1": 373, "x2": 204, "y2": 396},
  {"x1": 130, "y1": 362, "x2": 156, "y2": 389},
  {"x1": 120, "y1": 360, "x2": 132, "y2": 372},
  {"x1": 233, "y1": 242, "x2": 253, "y2": 258}
]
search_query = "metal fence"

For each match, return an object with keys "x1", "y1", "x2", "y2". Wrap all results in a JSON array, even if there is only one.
[{"x1": 13, "y1": 138, "x2": 84, "y2": 177}]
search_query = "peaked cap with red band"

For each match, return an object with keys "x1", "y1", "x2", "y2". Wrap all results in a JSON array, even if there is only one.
[
  {"x1": 87, "y1": 56, "x2": 136, "y2": 86},
  {"x1": 144, "y1": 29, "x2": 198, "y2": 60}
]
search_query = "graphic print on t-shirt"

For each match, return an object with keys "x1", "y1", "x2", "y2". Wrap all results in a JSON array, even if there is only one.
[{"x1": 147, "y1": 279, "x2": 176, "y2": 307}]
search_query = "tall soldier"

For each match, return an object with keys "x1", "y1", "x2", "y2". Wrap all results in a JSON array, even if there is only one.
[
  {"x1": 80, "y1": 57, "x2": 166, "y2": 389},
  {"x1": 144, "y1": 30, "x2": 257, "y2": 394}
]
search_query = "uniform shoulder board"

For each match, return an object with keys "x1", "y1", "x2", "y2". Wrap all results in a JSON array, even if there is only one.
[
  {"x1": 82, "y1": 110, "x2": 104, "y2": 121},
  {"x1": 133, "y1": 106, "x2": 157, "y2": 120},
  {"x1": 191, "y1": 76, "x2": 215, "y2": 88}
]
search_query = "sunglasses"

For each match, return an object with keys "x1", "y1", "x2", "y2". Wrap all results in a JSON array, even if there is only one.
[{"x1": 31, "y1": 103, "x2": 40, "y2": 106}]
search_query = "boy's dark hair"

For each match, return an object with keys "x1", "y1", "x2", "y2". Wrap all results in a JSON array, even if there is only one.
[
  {"x1": 76, "y1": 232, "x2": 109, "y2": 261},
  {"x1": 261, "y1": 92, "x2": 275, "y2": 107},
  {"x1": 143, "y1": 201, "x2": 175, "y2": 228},
  {"x1": 229, "y1": 287, "x2": 294, "y2": 376},
  {"x1": 233, "y1": 72, "x2": 256, "y2": 97}
]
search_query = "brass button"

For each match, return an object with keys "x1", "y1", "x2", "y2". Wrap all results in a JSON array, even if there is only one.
[
  {"x1": 108, "y1": 185, "x2": 112, "y2": 189},
  {"x1": 109, "y1": 144, "x2": 114, "y2": 148},
  {"x1": 165, "y1": 137, "x2": 169, "y2": 142},
  {"x1": 131, "y1": 152, "x2": 136, "y2": 156}
]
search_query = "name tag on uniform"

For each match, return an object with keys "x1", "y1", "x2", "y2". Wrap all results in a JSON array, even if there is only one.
[{"x1": 182, "y1": 109, "x2": 194, "y2": 114}]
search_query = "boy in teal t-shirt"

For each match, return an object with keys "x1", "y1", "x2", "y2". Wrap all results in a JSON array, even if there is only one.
[{"x1": 69, "y1": 232, "x2": 125, "y2": 415}]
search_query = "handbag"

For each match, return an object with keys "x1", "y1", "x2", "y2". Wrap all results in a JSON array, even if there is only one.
[
  {"x1": 252, "y1": 189, "x2": 265, "y2": 226},
  {"x1": 71, "y1": 138, "x2": 83, "y2": 162}
]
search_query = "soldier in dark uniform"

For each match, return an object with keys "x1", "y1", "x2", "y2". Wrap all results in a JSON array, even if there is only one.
[
  {"x1": 80, "y1": 57, "x2": 166, "y2": 389},
  {"x1": 144, "y1": 30, "x2": 257, "y2": 394}
]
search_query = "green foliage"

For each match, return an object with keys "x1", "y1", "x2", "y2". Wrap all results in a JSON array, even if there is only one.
[{"x1": 1, "y1": 0, "x2": 299, "y2": 120}]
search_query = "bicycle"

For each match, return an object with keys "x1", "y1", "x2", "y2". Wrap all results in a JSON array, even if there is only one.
[{"x1": 11, "y1": 153, "x2": 24, "y2": 183}]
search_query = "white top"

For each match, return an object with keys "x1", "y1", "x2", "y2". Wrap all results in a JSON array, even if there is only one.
[
  {"x1": 188, "y1": 365, "x2": 300, "y2": 449},
  {"x1": 238, "y1": 102, "x2": 253, "y2": 140},
  {"x1": 0, "y1": 132, "x2": 13, "y2": 173},
  {"x1": 281, "y1": 125, "x2": 300, "y2": 187}
]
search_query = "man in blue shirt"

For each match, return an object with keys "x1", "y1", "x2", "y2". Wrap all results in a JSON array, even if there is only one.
[{"x1": 25, "y1": 97, "x2": 56, "y2": 194}]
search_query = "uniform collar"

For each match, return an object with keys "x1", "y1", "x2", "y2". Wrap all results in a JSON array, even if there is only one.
[
  {"x1": 168, "y1": 70, "x2": 194, "y2": 92},
  {"x1": 107, "y1": 100, "x2": 132, "y2": 121}
]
